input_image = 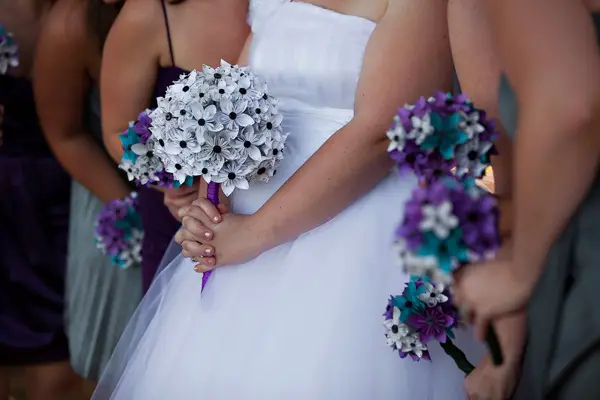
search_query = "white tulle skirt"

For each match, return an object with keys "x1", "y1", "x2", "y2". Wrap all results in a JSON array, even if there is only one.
[{"x1": 93, "y1": 173, "x2": 485, "y2": 400}]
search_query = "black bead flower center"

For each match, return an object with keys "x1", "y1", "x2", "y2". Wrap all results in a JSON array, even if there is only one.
[
  {"x1": 198, "y1": 119, "x2": 206, "y2": 126},
  {"x1": 229, "y1": 112, "x2": 237, "y2": 120},
  {"x1": 405, "y1": 301, "x2": 413, "y2": 308},
  {"x1": 255, "y1": 108, "x2": 261, "y2": 114},
  {"x1": 430, "y1": 292, "x2": 436, "y2": 298},
  {"x1": 179, "y1": 141, "x2": 187, "y2": 148},
  {"x1": 213, "y1": 145, "x2": 222, "y2": 153},
  {"x1": 180, "y1": 110, "x2": 186, "y2": 116},
  {"x1": 146, "y1": 151, "x2": 153, "y2": 158},
  {"x1": 393, "y1": 135, "x2": 400, "y2": 142},
  {"x1": 158, "y1": 139, "x2": 165, "y2": 147},
  {"x1": 272, "y1": 149, "x2": 279, "y2": 156},
  {"x1": 182, "y1": 85, "x2": 189, "y2": 92},
  {"x1": 467, "y1": 150, "x2": 478, "y2": 161},
  {"x1": 175, "y1": 164, "x2": 182, "y2": 170},
  {"x1": 445, "y1": 99, "x2": 453, "y2": 105},
  {"x1": 201, "y1": 168, "x2": 208, "y2": 174},
  {"x1": 266, "y1": 122, "x2": 273, "y2": 130},
  {"x1": 239, "y1": 88, "x2": 247, "y2": 95},
  {"x1": 165, "y1": 113, "x2": 173, "y2": 121},
  {"x1": 391, "y1": 325, "x2": 399, "y2": 334},
  {"x1": 257, "y1": 167, "x2": 266, "y2": 175},
  {"x1": 219, "y1": 89, "x2": 225, "y2": 94},
  {"x1": 263, "y1": 93, "x2": 268, "y2": 100},
  {"x1": 406, "y1": 154, "x2": 416, "y2": 164},
  {"x1": 214, "y1": 73, "x2": 222, "y2": 79},
  {"x1": 227, "y1": 172, "x2": 236, "y2": 180},
  {"x1": 467, "y1": 212, "x2": 479, "y2": 223},
  {"x1": 199, "y1": 92, "x2": 205, "y2": 98},
  {"x1": 244, "y1": 141, "x2": 251, "y2": 148}
]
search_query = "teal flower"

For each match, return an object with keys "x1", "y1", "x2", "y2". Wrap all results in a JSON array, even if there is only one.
[
  {"x1": 120, "y1": 127, "x2": 140, "y2": 163},
  {"x1": 417, "y1": 229, "x2": 469, "y2": 274},
  {"x1": 172, "y1": 175, "x2": 194, "y2": 188},
  {"x1": 420, "y1": 112, "x2": 468, "y2": 160},
  {"x1": 392, "y1": 282, "x2": 426, "y2": 322}
]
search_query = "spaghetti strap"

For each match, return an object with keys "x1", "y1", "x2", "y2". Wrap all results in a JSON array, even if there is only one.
[{"x1": 160, "y1": 0, "x2": 176, "y2": 66}]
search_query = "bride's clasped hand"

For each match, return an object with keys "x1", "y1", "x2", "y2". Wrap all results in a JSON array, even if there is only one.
[{"x1": 176, "y1": 199, "x2": 270, "y2": 270}]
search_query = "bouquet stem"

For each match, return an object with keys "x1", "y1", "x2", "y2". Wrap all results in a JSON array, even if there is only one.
[
  {"x1": 486, "y1": 324, "x2": 504, "y2": 366},
  {"x1": 201, "y1": 181, "x2": 220, "y2": 291},
  {"x1": 439, "y1": 339, "x2": 475, "y2": 375}
]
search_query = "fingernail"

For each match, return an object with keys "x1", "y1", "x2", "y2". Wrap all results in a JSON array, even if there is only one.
[
  {"x1": 213, "y1": 216, "x2": 220, "y2": 222},
  {"x1": 193, "y1": 265, "x2": 201, "y2": 273},
  {"x1": 204, "y1": 231, "x2": 212, "y2": 239},
  {"x1": 178, "y1": 207, "x2": 188, "y2": 217},
  {"x1": 204, "y1": 248, "x2": 212, "y2": 255}
]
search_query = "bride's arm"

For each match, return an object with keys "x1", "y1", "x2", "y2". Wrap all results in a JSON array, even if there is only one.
[{"x1": 252, "y1": 0, "x2": 452, "y2": 250}]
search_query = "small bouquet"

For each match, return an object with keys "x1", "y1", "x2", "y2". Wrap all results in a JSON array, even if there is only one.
[
  {"x1": 0, "y1": 24, "x2": 18, "y2": 74},
  {"x1": 384, "y1": 277, "x2": 474, "y2": 375},
  {"x1": 95, "y1": 192, "x2": 143, "y2": 269},
  {"x1": 150, "y1": 60, "x2": 288, "y2": 290},
  {"x1": 394, "y1": 176, "x2": 504, "y2": 365},
  {"x1": 386, "y1": 92, "x2": 498, "y2": 183},
  {"x1": 118, "y1": 109, "x2": 193, "y2": 188}
]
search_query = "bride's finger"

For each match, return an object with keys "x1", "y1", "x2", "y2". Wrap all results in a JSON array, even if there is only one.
[
  {"x1": 175, "y1": 228, "x2": 203, "y2": 245},
  {"x1": 181, "y1": 240, "x2": 214, "y2": 258},
  {"x1": 193, "y1": 258, "x2": 216, "y2": 273},
  {"x1": 181, "y1": 215, "x2": 214, "y2": 241},
  {"x1": 190, "y1": 198, "x2": 223, "y2": 223}
]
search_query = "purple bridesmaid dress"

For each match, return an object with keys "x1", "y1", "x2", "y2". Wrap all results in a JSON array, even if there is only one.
[{"x1": 0, "y1": 74, "x2": 71, "y2": 365}]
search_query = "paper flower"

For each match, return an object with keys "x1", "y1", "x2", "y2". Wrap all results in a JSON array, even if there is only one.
[
  {"x1": 384, "y1": 277, "x2": 473, "y2": 373},
  {"x1": 386, "y1": 92, "x2": 498, "y2": 183},
  {"x1": 95, "y1": 192, "x2": 143, "y2": 269},
  {"x1": 395, "y1": 175, "x2": 501, "y2": 284},
  {"x1": 150, "y1": 60, "x2": 288, "y2": 291},
  {"x1": 0, "y1": 25, "x2": 18, "y2": 75},
  {"x1": 117, "y1": 109, "x2": 193, "y2": 188}
]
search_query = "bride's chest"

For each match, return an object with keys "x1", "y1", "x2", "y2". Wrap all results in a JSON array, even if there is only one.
[{"x1": 249, "y1": 3, "x2": 375, "y2": 109}]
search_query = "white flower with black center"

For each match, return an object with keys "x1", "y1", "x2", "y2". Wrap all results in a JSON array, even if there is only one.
[
  {"x1": 232, "y1": 126, "x2": 265, "y2": 161},
  {"x1": 454, "y1": 138, "x2": 493, "y2": 178},
  {"x1": 459, "y1": 110, "x2": 486, "y2": 139},
  {"x1": 418, "y1": 282, "x2": 449, "y2": 307},
  {"x1": 248, "y1": 101, "x2": 271, "y2": 123},
  {"x1": 262, "y1": 138, "x2": 284, "y2": 162},
  {"x1": 213, "y1": 161, "x2": 251, "y2": 196},
  {"x1": 195, "y1": 82, "x2": 211, "y2": 105},
  {"x1": 419, "y1": 201, "x2": 459, "y2": 239},
  {"x1": 210, "y1": 79, "x2": 236, "y2": 102},
  {"x1": 0, "y1": 35, "x2": 19, "y2": 75},
  {"x1": 400, "y1": 334, "x2": 428, "y2": 359},
  {"x1": 202, "y1": 64, "x2": 226, "y2": 84},
  {"x1": 118, "y1": 159, "x2": 144, "y2": 182},
  {"x1": 232, "y1": 76, "x2": 261, "y2": 103},
  {"x1": 197, "y1": 133, "x2": 235, "y2": 170},
  {"x1": 183, "y1": 102, "x2": 221, "y2": 141},
  {"x1": 260, "y1": 113, "x2": 284, "y2": 140},
  {"x1": 150, "y1": 98, "x2": 185, "y2": 132},
  {"x1": 118, "y1": 250, "x2": 135, "y2": 270},
  {"x1": 167, "y1": 70, "x2": 199, "y2": 103},
  {"x1": 386, "y1": 117, "x2": 406, "y2": 152},
  {"x1": 163, "y1": 155, "x2": 193, "y2": 184},
  {"x1": 384, "y1": 307, "x2": 410, "y2": 350},
  {"x1": 249, "y1": 159, "x2": 276, "y2": 183},
  {"x1": 217, "y1": 99, "x2": 254, "y2": 132},
  {"x1": 408, "y1": 114, "x2": 434, "y2": 145},
  {"x1": 164, "y1": 128, "x2": 203, "y2": 158},
  {"x1": 189, "y1": 156, "x2": 221, "y2": 183}
]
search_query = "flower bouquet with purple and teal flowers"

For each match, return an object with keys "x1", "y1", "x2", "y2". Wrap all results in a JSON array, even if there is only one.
[
  {"x1": 95, "y1": 192, "x2": 143, "y2": 269},
  {"x1": 118, "y1": 109, "x2": 194, "y2": 188},
  {"x1": 0, "y1": 24, "x2": 18, "y2": 74},
  {"x1": 384, "y1": 277, "x2": 474, "y2": 375},
  {"x1": 393, "y1": 175, "x2": 505, "y2": 366},
  {"x1": 386, "y1": 92, "x2": 498, "y2": 183}
]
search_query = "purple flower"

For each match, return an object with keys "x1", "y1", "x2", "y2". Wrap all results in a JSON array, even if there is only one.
[
  {"x1": 455, "y1": 195, "x2": 500, "y2": 256},
  {"x1": 383, "y1": 296, "x2": 394, "y2": 320},
  {"x1": 429, "y1": 91, "x2": 471, "y2": 114},
  {"x1": 134, "y1": 111, "x2": 153, "y2": 144},
  {"x1": 153, "y1": 169, "x2": 177, "y2": 188},
  {"x1": 408, "y1": 305, "x2": 455, "y2": 343}
]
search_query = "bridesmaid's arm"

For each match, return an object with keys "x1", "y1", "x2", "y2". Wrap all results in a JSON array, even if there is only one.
[
  {"x1": 449, "y1": 0, "x2": 524, "y2": 371},
  {"x1": 100, "y1": 0, "x2": 162, "y2": 164},
  {"x1": 252, "y1": 0, "x2": 452, "y2": 250},
  {"x1": 487, "y1": 0, "x2": 600, "y2": 286},
  {"x1": 34, "y1": 1, "x2": 129, "y2": 203}
]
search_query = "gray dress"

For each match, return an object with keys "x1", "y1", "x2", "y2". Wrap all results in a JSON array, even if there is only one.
[
  {"x1": 65, "y1": 87, "x2": 141, "y2": 380},
  {"x1": 501, "y1": 12, "x2": 600, "y2": 399}
]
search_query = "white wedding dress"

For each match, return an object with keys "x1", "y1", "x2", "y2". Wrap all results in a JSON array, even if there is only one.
[{"x1": 93, "y1": 1, "x2": 485, "y2": 398}]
